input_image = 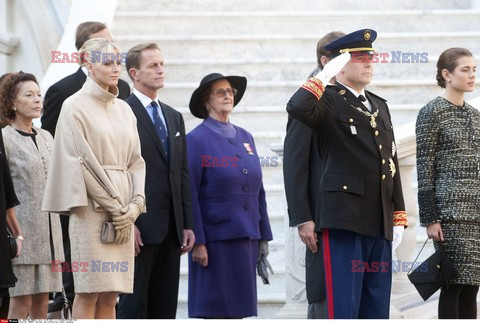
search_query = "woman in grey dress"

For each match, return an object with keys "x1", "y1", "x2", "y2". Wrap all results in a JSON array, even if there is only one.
[
  {"x1": 416, "y1": 47, "x2": 479, "y2": 319},
  {"x1": 0, "y1": 72, "x2": 64, "y2": 319}
]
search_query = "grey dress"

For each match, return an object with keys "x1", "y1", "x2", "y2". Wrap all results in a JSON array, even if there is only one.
[
  {"x1": 416, "y1": 96, "x2": 480, "y2": 285},
  {"x1": 3, "y1": 126, "x2": 63, "y2": 296}
]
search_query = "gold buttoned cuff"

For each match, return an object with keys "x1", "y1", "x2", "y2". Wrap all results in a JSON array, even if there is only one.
[
  {"x1": 393, "y1": 210, "x2": 408, "y2": 227},
  {"x1": 301, "y1": 77, "x2": 326, "y2": 100}
]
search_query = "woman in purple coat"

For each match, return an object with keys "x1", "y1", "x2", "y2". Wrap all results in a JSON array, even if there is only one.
[{"x1": 187, "y1": 73, "x2": 273, "y2": 318}]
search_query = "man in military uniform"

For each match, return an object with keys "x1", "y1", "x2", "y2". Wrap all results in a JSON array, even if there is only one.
[
  {"x1": 283, "y1": 31, "x2": 345, "y2": 319},
  {"x1": 286, "y1": 29, "x2": 408, "y2": 319}
]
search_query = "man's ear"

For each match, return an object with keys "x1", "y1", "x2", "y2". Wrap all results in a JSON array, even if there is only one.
[{"x1": 129, "y1": 68, "x2": 138, "y2": 81}]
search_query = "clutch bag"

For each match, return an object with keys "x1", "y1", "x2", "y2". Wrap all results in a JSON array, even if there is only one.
[
  {"x1": 100, "y1": 221, "x2": 116, "y2": 243},
  {"x1": 407, "y1": 238, "x2": 458, "y2": 301}
]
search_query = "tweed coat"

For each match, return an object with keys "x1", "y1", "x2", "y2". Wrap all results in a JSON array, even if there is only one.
[
  {"x1": 416, "y1": 96, "x2": 480, "y2": 285},
  {"x1": 2, "y1": 126, "x2": 64, "y2": 264},
  {"x1": 42, "y1": 77, "x2": 146, "y2": 293}
]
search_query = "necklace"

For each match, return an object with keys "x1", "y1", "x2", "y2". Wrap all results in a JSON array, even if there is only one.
[{"x1": 352, "y1": 106, "x2": 378, "y2": 129}]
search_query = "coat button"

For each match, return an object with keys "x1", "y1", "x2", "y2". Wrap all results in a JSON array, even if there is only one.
[
  {"x1": 349, "y1": 118, "x2": 354, "y2": 123},
  {"x1": 342, "y1": 185, "x2": 348, "y2": 190},
  {"x1": 375, "y1": 130, "x2": 379, "y2": 136},
  {"x1": 379, "y1": 144, "x2": 383, "y2": 149},
  {"x1": 236, "y1": 153, "x2": 242, "y2": 159},
  {"x1": 243, "y1": 185, "x2": 249, "y2": 192},
  {"x1": 382, "y1": 159, "x2": 385, "y2": 164},
  {"x1": 382, "y1": 174, "x2": 386, "y2": 180},
  {"x1": 242, "y1": 168, "x2": 248, "y2": 175},
  {"x1": 229, "y1": 139, "x2": 236, "y2": 144},
  {"x1": 244, "y1": 204, "x2": 250, "y2": 210}
]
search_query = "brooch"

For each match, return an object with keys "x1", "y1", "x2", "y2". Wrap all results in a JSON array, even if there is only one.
[{"x1": 243, "y1": 143, "x2": 254, "y2": 155}]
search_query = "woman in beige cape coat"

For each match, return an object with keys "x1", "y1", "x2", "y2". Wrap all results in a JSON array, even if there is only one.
[{"x1": 42, "y1": 39, "x2": 145, "y2": 319}]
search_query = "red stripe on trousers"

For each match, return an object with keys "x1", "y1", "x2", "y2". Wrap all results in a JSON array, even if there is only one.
[{"x1": 322, "y1": 229, "x2": 334, "y2": 319}]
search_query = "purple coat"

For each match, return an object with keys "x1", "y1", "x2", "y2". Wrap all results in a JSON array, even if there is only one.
[
  {"x1": 186, "y1": 121, "x2": 273, "y2": 318},
  {"x1": 187, "y1": 122, "x2": 273, "y2": 244}
]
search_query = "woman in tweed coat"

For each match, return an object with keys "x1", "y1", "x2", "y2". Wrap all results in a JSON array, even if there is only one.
[
  {"x1": 416, "y1": 48, "x2": 479, "y2": 319},
  {"x1": 0, "y1": 72, "x2": 64, "y2": 319}
]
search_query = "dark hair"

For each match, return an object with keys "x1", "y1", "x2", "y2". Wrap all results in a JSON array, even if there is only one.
[
  {"x1": 436, "y1": 47, "x2": 473, "y2": 88},
  {"x1": 0, "y1": 72, "x2": 38, "y2": 125},
  {"x1": 75, "y1": 21, "x2": 108, "y2": 50},
  {"x1": 126, "y1": 43, "x2": 161, "y2": 81},
  {"x1": 316, "y1": 31, "x2": 346, "y2": 68}
]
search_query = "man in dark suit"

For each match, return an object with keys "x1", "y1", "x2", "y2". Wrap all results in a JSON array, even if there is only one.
[
  {"x1": 283, "y1": 31, "x2": 344, "y2": 319},
  {"x1": 42, "y1": 21, "x2": 130, "y2": 136},
  {"x1": 117, "y1": 43, "x2": 195, "y2": 319},
  {"x1": 286, "y1": 29, "x2": 408, "y2": 319},
  {"x1": 41, "y1": 21, "x2": 131, "y2": 311}
]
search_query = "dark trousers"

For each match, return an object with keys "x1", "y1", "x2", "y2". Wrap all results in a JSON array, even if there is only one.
[
  {"x1": 321, "y1": 228, "x2": 392, "y2": 319},
  {"x1": 53, "y1": 215, "x2": 74, "y2": 305},
  {"x1": 117, "y1": 224, "x2": 181, "y2": 319},
  {"x1": 439, "y1": 284, "x2": 479, "y2": 319}
]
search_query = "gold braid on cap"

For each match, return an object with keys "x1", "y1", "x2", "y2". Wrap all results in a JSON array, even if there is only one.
[
  {"x1": 339, "y1": 47, "x2": 375, "y2": 54},
  {"x1": 301, "y1": 77, "x2": 325, "y2": 100},
  {"x1": 393, "y1": 210, "x2": 408, "y2": 227}
]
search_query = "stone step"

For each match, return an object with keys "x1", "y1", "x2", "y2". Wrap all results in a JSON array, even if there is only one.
[
  {"x1": 158, "y1": 55, "x2": 480, "y2": 83},
  {"x1": 113, "y1": 10, "x2": 480, "y2": 35},
  {"x1": 114, "y1": 31, "x2": 480, "y2": 61},
  {"x1": 156, "y1": 79, "x2": 480, "y2": 108},
  {"x1": 116, "y1": 0, "x2": 470, "y2": 12}
]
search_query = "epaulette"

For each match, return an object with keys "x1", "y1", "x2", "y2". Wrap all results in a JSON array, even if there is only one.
[{"x1": 365, "y1": 90, "x2": 387, "y2": 102}]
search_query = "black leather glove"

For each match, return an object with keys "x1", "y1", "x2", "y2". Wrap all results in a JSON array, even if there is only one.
[{"x1": 257, "y1": 240, "x2": 273, "y2": 284}]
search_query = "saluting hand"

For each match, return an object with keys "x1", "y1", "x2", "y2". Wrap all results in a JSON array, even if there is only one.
[{"x1": 314, "y1": 52, "x2": 351, "y2": 85}]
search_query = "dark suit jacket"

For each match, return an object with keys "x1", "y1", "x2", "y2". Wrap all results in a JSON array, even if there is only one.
[
  {"x1": 127, "y1": 94, "x2": 193, "y2": 245},
  {"x1": 283, "y1": 117, "x2": 325, "y2": 304},
  {"x1": 287, "y1": 82, "x2": 406, "y2": 241},
  {"x1": 42, "y1": 67, "x2": 131, "y2": 136}
]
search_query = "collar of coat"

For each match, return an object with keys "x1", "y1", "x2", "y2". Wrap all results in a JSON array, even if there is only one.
[{"x1": 82, "y1": 76, "x2": 119, "y2": 104}]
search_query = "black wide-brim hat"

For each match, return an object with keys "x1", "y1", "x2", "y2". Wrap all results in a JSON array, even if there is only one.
[
  {"x1": 325, "y1": 28, "x2": 377, "y2": 57},
  {"x1": 189, "y1": 73, "x2": 247, "y2": 119}
]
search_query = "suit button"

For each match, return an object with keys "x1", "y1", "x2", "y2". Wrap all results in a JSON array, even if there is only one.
[
  {"x1": 379, "y1": 144, "x2": 383, "y2": 149},
  {"x1": 342, "y1": 185, "x2": 348, "y2": 190},
  {"x1": 236, "y1": 152, "x2": 242, "y2": 159},
  {"x1": 375, "y1": 130, "x2": 379, "y2": 136},
  {"x1": 349, "y1": 118, "x2": 354, "y2": 123},
  {"x1": 244, "y1": 204, "x2": 250, "y2": 210},
  {"x1": 382, "y1": 159, "x2": 385, "y2": 164},
  {"x1": 382, "y1": 174, "x2": 386, "y2": 180},
  {"x1": 243, "y1": 185, "x2": 249, "y2": 192},
  {"x1": 229, "y1": 139, "x2": 236, "y2": 144},
  {"x1": 242, "y1": 168, "x2": 248, "y2": 175}
]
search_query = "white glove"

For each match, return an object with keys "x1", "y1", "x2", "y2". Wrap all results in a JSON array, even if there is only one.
[
  {"x1": 392, "y1": 226, "x2": 404, "y2": 252},
  {"x1": 314, "y1": 52, "x2": 351, "y2": 85}
]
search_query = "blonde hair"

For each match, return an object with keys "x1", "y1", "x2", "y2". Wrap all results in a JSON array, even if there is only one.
[{"x1": 78, "y1": 38, "x2": 121, "y2": 66}]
